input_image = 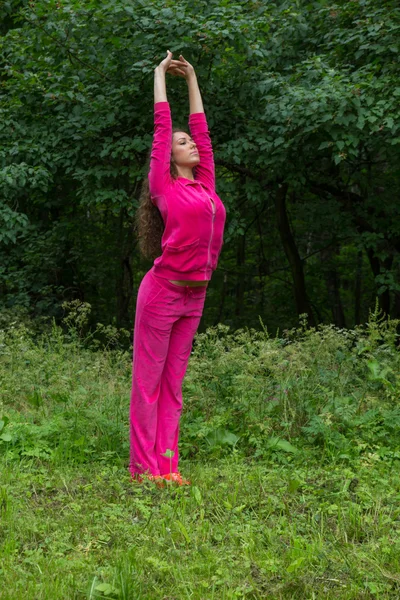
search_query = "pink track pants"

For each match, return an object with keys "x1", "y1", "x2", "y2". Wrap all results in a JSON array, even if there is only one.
[{"x1": 129, "y1": 268, "x2": 207, "y2": 477}]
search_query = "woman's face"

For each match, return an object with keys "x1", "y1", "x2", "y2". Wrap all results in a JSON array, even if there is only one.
[{"x1": 171, "y1": 132, "x2": 200, "y2": 168}]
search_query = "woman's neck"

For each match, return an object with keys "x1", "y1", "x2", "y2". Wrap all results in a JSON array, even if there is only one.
[{"x1": 176, "y1": 166, "x2": 195, "y2": 181}]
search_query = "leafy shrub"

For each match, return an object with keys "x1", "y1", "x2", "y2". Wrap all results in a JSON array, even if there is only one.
[
  {"x1": 183, "y1": 310, "x2": 400, "y2": 462},
  {"x1": 0, "y1": 308, "x2": 399, "y2": 466}
]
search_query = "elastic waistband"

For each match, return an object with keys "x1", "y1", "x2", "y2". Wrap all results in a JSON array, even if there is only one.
[{"x1": 150, "y1": 268, "x2": 207, "y2": 295}]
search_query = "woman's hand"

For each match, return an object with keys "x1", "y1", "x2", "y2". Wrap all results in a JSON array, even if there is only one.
[
  {"x1": 167, "y1": 55, "x2": 196, "y2": 81},
  {"x1": 155, "y1": 50, "x2": 174, "y2": 73},
  {"x1": 154, "y1": 51, "x2": 173, "y2": 103}
]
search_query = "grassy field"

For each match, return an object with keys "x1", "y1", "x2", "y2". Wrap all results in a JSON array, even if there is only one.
[{"x1": 1, "y1": 307, "x2": 400, "y2": 599}]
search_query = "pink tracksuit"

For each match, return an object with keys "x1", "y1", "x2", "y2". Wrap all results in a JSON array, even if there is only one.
[{"x1": 129, "y1": 102, "x2": 226, "y2": 477}]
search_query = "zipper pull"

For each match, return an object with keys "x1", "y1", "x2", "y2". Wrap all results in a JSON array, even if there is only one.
[{"x1": 209, "y1": 198, "x2": 216, "y2": 216}]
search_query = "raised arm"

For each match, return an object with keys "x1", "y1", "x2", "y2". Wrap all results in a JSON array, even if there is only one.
[
  {"x1": 168, "y1": 55, "x2": 215, "y2": 190},
  {"x1": 148, "y1": 51, "x2": 174, "y2": 202}
]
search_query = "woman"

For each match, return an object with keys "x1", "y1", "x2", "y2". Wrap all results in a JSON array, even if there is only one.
[{"x1": 130, "y1": 51, "x2": 226, "y2": 485}]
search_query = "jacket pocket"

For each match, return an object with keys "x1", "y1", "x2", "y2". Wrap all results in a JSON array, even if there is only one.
[{"x1": 162, "y1": 238, "x2": 200, "y2": 273}]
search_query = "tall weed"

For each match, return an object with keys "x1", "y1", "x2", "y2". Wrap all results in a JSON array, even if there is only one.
[{"x1": 0, "y1": 308, "x2": 399, "y2": 466}]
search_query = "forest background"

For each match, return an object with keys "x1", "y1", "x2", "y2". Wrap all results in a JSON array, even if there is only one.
[
  {"x1": 1, "y1": 0, "x2": 400, "y2": 334},
  {"x1": 1, "y1": 2, "x2": 400, "y2": 599}
]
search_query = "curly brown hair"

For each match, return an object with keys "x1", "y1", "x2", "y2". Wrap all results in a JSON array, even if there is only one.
[
  {"x1": 136, "y1": 128, "x2": 187, "y2": 260},
  {"x1": 136, "y1": 176, "x2": 165, "y2": 260}
]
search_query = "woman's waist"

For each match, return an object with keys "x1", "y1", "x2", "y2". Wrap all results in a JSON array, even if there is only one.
[{"x1": 168, "y1": 280, "x2": 208, "y2": 287}]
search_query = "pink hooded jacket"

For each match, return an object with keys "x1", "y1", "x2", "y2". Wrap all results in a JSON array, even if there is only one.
[{"x1": 149, "y1": 102, "x2": 226, "y2": 281}]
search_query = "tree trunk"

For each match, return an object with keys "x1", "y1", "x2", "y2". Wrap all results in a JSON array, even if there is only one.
[
  {"x1": 215, "y1": 271, "x2": 228, "y2": 325},
  {"x1": 320, "y1": 244, "x2": 346, "y2": 327},
  {"x1": 366, "y1": 250, "x2": 393, "y2": 317},
  {"x1": 354, "y1": 251, "x2": 363, "y2": 325},
  {"x1": 235, "y1": 234, "x2": 246, "y2": 320},
  {"x1": 274, "y1": 185, "x2": 315, "y2": 326},
  {"x1": 327, "y1": 266, "x2": 346, "y2": 327},
  {"x1": 393, "y1": 291, "x2": 400, "y2": 320},
  {"x1": 116, "y1": 208, "x2": 135, "y2": 328},
  {"x1": 256, "y1": 213, "x2": 268, "y2": 314}
]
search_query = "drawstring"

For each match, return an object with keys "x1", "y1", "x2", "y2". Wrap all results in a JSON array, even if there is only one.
[{"x1": 183, "y1": 286, "x2": 193, "y2": 305}]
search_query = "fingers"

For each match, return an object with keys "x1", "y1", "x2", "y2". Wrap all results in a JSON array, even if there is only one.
[
  {"x1": 169, "y1": 60, "x2": 190, "y2": 74},
  {"x1": 169, "y1": 60, "x2": 188, "y2": 73},
  {"x1": 164, "y1": 49, "x2": 173, "y2": 64},
  {"x1": 170, "y1": 59, "x2": 187, "y2": 67},
  {"x1": 158, "y1": 50, "x2": 173, "y2": 70},
  {"x1": 164, "y1": 54, "x2": 194, "y2": 78},
  {"x1": 167, "y1": 66, "x2": 186, "y2": 77}
]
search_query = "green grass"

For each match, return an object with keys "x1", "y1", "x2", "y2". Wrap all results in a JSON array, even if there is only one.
[
  {"x1": 1, "y1": 306, "x2": 400, "y2": 598},
  {"x1": 1, "y1": 458, "x2": 400, "y2": 599}
]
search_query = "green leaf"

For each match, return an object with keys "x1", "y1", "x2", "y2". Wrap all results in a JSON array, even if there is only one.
[
  {"x1": 206, "y1": 429, "x2": 239, "y2": 448},
  {"x1": 266, "y1": 437, "x2": 298, "y2": 454},
  {"x1": 274, "y1": 137, "x2": 285, "y2": 147},
  {"x1": 176, "y1": 520, "x2": 191, "y2": 543},
  {"x1": 318, "y1": 141, "x2": 332, "y2": 150},
  {"x1": 192, "y1": 486, "x2": 203, "y2": 505},
  {"x1": 287, "y1": 556, "x2": 306, "y2": 573},
  {"x1": 161, "y1": 448, "x2": 175, "y2": 458},
  {"x1": 287, "y1": 478, "x2": 301, "y2": 493},
  {"x1": 95, "y1": 582, "x2": 120, "y2": 596}
]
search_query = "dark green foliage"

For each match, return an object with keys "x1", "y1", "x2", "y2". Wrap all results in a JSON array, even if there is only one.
[{"x1": 1, "y1": 0, "x2": 400, "y2": 330}]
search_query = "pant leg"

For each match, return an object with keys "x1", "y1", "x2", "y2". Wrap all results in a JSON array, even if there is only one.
[
  {"x1": 129, "y1": 271, "x2": 176, "y2": 477},
  {"x1": 156, "y1": 288, "x2": 206, "y2": 475}
]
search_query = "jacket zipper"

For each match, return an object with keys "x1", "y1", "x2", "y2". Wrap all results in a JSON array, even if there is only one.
[{"x1": 207, "y1": 198, "x2": 216, "y2": 277}]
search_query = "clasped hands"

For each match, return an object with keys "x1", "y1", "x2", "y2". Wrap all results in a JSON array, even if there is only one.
[{"x1": 157, "y1": 50, "x2": 195, "y2": 80}]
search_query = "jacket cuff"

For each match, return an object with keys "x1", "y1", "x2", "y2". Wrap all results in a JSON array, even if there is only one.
[
  {"x1": 189, "y1": 112, "x2": 208, "y2": 132},
  {"x1": 154, "y1": 101, "x2": 170, "y2": 114}
]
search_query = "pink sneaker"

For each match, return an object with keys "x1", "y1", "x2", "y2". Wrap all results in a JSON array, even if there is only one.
[
  {"x1": 133, "y1": 473, "x2": 165, "y2": 487},
  {"x1": 161, "y1": 472, "x2": 191, "y2": 486},
  {"x1": 145, "y1": 474, "x2": 165, "y2": 488}
]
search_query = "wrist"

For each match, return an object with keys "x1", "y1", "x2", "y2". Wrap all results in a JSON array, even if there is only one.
[{"x1": 186, "y1": 72, "x2": 197, "y2": 84}]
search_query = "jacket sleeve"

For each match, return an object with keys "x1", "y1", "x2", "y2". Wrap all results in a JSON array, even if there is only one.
[
  {"x1": 189, "y1": 112, "x2": 215, "y2": 191},
  {"x1": 148, "y1": 101, "x2": 172, "y2": 205}
]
